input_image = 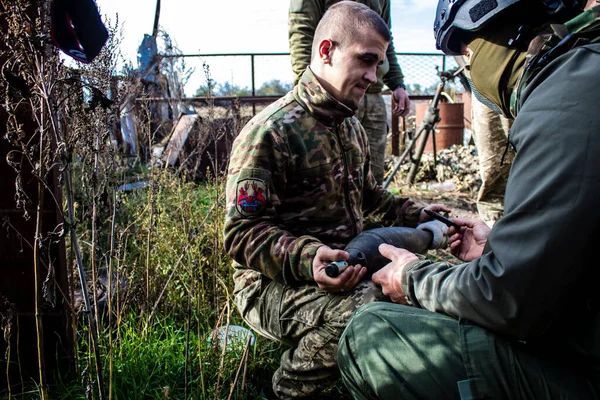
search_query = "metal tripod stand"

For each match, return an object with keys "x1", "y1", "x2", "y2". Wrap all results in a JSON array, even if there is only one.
[{"x1": 382, "y1": 65, "x2": 465, "y2": 189}]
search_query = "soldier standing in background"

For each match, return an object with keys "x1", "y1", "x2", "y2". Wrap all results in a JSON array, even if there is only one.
[
  {"x1": 456, "y1": 54, "x2": 514, "y2": 227},
  {"x1": 224, "y1": 2, "x2": 448, "y2": 398},
  {"x1": 471, "y1": 94, "x2": 513, "y2": 226},
  {"x1": 289, "y1": 0, "x2": 410, "y2": 184}
]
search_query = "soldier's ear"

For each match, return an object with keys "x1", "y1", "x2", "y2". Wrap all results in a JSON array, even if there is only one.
[{"x1": 318, "y1": 39, "x2": 334, "y2": 64}]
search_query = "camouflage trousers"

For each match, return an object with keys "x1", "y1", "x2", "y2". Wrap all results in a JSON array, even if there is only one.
[
  {"x1": 355, "y1": 92, "x2": 388, "y2": 185},
  {"x1": 471, "y1": 95, "x2": 514, "y2": 227},
  {"x1": 233, "y1": 270, "x2": 387, "y2": 399}
]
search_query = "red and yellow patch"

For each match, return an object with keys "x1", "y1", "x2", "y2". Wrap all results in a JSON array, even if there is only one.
[{"x1": 235, "y1": 178, "x2": 268, "y2": 217}]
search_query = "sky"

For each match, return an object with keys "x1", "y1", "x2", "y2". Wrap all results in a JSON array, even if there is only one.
[{"x1": 94, "y1": 0, "x2": 441, "y2": 95}]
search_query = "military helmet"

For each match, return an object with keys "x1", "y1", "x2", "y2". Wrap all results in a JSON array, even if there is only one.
[{"x1": 434, "y1": 0, "x2": 586, "y2": 55}]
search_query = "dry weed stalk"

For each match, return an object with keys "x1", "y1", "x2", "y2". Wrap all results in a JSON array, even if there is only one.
[
  {"x1": 212, "y1": 302, "x2": 230, "y2": 400},
  {"x1": 1, "y1": 295, "x2": 18, "y2": 399},
  {"x1": 227, "y1": 333, "x2": 253, "y2": 400},
  {"x1": 1, "y1": 0, "x2": 128, "y2": 397},
  {"x1": 107, "y1": 189, "x2": 117, "y2": 400},
  {"x1": 1, "y1": 1, "x2": 60, "y2": 398}
]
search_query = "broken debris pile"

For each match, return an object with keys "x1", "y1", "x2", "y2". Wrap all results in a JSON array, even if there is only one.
[
  {"x1": 386, "y1": 144, "x2": 481, "y2": 192},
  {"x1": 151, "y1": 113, "x2": 252, "y2": 181}
]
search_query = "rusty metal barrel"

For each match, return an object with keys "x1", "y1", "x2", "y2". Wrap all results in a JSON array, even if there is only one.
[{"x1": 415, "y1": 102, "x2": 465, "y2": 153}]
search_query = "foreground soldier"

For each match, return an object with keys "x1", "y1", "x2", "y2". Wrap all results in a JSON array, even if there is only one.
[
  {"x1": 338, "y1": 0, "x2": 600, "y2": 398},
  {"x1": 224, "y1": 2, "x2": 447, "y2": 398}
]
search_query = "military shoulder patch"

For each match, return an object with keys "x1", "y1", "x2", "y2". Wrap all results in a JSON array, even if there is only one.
[{"x1": 235, "y1": 178, "x2": 268, "y2": 217}]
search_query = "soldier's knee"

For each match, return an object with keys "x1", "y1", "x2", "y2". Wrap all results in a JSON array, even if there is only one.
[
  {"x1": 345, "y1": 302, "x2": 417, "y2": 340},
  {"x1": 351, "y1": 280, "x2": 387, "y2": 306},
  {"x1": 324, "y1": 281, "x2": 385, "y2": 332},
  {"x1": 344, "y1": 302, "x2": 386, "y2": 336},
  {"x1": 338, "y1": 303, "x2": 386, "y2": 363}
]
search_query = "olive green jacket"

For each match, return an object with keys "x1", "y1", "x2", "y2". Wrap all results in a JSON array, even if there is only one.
[
  {"x1": 224, "y1": 68, "x2": 421, "y2": 288},
  {"x1": 288, "y1": 0, "x2": 404, "y2": 93},
  {"x1": 403, "y1": 8, "x2": 600, "y2": 362}
]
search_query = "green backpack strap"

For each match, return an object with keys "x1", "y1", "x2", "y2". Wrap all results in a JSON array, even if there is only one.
[
  {"x1": 510, "y1": 6, "x2": 600, "y2": 117},
  {"x1": 565, "y1": 5, "x2": 600, "y2": 40}
]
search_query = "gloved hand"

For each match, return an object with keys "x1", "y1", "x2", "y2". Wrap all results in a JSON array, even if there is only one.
[{"x1": 416, "y1": 220, "x2": 449, "y2": 249}]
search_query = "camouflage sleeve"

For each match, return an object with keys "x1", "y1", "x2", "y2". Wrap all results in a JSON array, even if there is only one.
[
  {"x1": 380, "y1": 0, "x2": 405, "y2": 90},
  {"x1": 289, "y1": 0, "x2": 323, "y2": 86},
  {"x1": 362, "y1": 138, "x2": 424, "y2": 228},
  {"x1": 359, "y1": 123, "x2": 421, "y2": 227},
  {"x1": 223, "y1": 122, "x2": 322, "y2": 285},
  {"x1": 361, "y1": 183, "x2": 423, "y2": 227}
]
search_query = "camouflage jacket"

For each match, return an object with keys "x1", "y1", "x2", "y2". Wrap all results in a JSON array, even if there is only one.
[
  {"x1": 288, "y1": 0, "x2": 404, "y2": 93},
  {"x1": 224, "y1": 68, "x2": 421, "y2": 288}
]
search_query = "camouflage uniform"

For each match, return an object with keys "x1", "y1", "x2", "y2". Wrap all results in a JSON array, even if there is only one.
[
  {"x1": 224, "y1": 68, "x2": 422, "y2": 399},
  {"x1": 288, "y1": 0, "x2": 406, "y2": 184},
  {"x1": 471, "y1": 94, "x2": 514, "y2": 227}
]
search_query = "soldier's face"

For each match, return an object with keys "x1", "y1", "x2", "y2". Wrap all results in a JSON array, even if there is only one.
[{"x1": 322, "y1": 28, "x2": 388, "y2": 109}]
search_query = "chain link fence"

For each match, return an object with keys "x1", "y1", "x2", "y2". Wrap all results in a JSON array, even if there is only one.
[
  {"x1": 171, "y1": 52, "x2": 466, "y2": 99},
  {"x1": 144, "y1": 53, "x2": 471, "y2": 179},
  {"x1": 397, "y1": 53, "x2": 464, "y2": 95}
]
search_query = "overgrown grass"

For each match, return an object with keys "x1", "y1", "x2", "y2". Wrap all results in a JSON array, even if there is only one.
[
  {"x1": 56, "y1": 169, "x2": 286, "y2": 399},
  {"x1": 55, "y1": 313, "x2": 282, "y2": 400}
]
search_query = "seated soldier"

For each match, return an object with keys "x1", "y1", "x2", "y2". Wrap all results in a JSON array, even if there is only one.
[{"x1": 223, "y1": 2, "x2": 449, "y2": 398}]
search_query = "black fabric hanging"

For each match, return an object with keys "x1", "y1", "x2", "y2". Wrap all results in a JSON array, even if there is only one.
[{"x1": 51, "y1": 0, "x2": 109, "y2": 63}]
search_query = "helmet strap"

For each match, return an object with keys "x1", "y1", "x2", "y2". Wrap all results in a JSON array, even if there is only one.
[{"x1": 508, "y1": 25, "x2": 537, "y2": 49}]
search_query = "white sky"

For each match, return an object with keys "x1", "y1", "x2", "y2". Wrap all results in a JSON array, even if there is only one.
[{"x1": 95, "y1": 0, "x2": 441, "y2": 95}]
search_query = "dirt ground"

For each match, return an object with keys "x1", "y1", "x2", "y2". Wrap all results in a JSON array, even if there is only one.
[
  {"x1": 384, "y1": 144, "x2": 482, "y2": 221},
  {"x1": 400, "y1": 184, "x2": 480, "y2": 220}
]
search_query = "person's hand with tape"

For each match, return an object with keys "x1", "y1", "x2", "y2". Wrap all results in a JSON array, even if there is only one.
[
  {"x1": 416, "y1": 220, "x2": 450, "y2": 249},
  {"x1": 370, "y1": 204, "x2": 457, "y2": 302},
  {"x1": 417, "y1": 204, "x2": 453, "y2": 249}
]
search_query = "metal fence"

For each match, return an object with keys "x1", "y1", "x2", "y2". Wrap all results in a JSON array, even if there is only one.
[
  {"x1": 150, "y1": 52, "x2": 468, "y2": 159},
  {"x1": 397, "y1": 53, "x2": 462, "y2": 94},
  {"x1": 162, "y1": 52, "x2": 465, "y2": 98}
]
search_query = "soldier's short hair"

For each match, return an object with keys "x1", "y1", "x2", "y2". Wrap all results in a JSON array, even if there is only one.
[{"x1": 311, "y1": 1, "x2": 391, "y2": 60}]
